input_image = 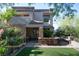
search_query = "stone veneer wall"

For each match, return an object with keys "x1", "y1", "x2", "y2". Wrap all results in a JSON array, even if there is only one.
[
  {"x1": 39, "y1": 27, "x2": 43, "y2": 39},
  {"x1": 38, "y1": 38, "x2": 58, "y2": 45}
]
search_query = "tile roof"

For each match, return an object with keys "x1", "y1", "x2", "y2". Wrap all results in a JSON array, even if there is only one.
[{"x1": 10, "y1": 17, "x2": 43, "y2": 25}]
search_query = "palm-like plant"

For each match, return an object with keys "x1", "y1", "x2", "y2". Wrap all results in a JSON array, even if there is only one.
[{"x1": 0, "y1": 8, "x2": 16, "y2": 24}]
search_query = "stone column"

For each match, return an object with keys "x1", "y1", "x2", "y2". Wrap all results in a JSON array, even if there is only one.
[
  {"x1": 25, "y1": 27, "x2": 29, "y2": 42},
  {"x1": 39, "y1": 27, "x2": 43, "y2": 38},
  {"x1": 24, "y1": 27, "x2": 26, "y2": 42},
  {"x1": 38, "y1": 27, "x2": 43, "y2": 44}
]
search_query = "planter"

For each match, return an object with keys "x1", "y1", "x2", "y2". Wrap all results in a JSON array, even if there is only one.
[
  {"x1": 38, "y1": 37, "x2": 58, "y2": 45},
  {"x1": 3, "y1": 43, "x2": 26, "y2": 56},
  {"x1": 5, "y1": 43, "x2": 26, "y2": 48}
]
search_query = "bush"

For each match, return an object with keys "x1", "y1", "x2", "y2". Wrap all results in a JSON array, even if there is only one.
[
  {"x1": 8, "y1": 36, "x2": 24, "y2": 45},
  {"x1": 1, "y1": 27, "x2": 23, "y2": 46},
  {"x1": 54, "y1": 28, "x2": 65, "y2": 37},
  {"x1": 43, "y1": 28, "x2": 53, "y2": 37},
  {"x1": 0, "y1": 47, "x2": 8, "y2": 55},
  {"x1": 54, "y1": 26, "x2": 75, "y2": 37}
]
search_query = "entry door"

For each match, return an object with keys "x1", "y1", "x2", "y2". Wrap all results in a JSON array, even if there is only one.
[{"x1": 26, "y1": 27, "x2": 39, "y2": 41}]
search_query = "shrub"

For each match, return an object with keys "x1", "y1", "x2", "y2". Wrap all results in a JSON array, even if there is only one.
[
  {"x1": 55, "y1": 26, "x2": 75, "y2": 37},
  {"x1": 54, "y1": 28, "x2": 65, "y2": 37},
  {"x1": 8, "y1": 36, "x2": 23, "y2": 45},
  {"x1": 1, "y1": 27, "x2": 23, "y2": 46},
  {"x1": 0, "y1": 47, "x2": 8, "y2": 55},
  {"x1": 43, "y1": 28, "x2": 53, "y2": 37}
]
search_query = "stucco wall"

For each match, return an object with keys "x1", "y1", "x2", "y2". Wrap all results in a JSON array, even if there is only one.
[
  {"x1": 34, "y1": 12, "x2": 43, "y2": 21},
  {"x1": 16, "y1": 12, "x2": 34, "y2": 20}
]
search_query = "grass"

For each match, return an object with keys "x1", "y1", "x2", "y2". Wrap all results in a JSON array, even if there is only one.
[{"x1": 16, "y1": 48, "x2": 79, "y2": 56}]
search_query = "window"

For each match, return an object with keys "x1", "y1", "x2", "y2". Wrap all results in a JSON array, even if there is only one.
[
  {"x1": 43, "y1": 13, "x2": 50, "y2": 16},
  {"x1": 15, "y1": 14, "x2": 21, "y2": 16},
  {"x1": 43, "y1": 13, "x2": 50, "y2": 22},
  {"x1": 15, "y1": 14, "x2": 29, "y2": 16},
  {"x1": 44, "y1": 18, "x2": 49, "y2": 22},
  {"x1": 16, "y1": 10, "x2": 27, "y2": 12},
  {"x1": 24, "y1": 14, "x2": 29, "y2": 16}
]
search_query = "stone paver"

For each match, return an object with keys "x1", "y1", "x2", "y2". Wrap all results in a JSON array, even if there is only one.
[{"x1": 70, "y1": 41, "x2": 79, "y2": 48}]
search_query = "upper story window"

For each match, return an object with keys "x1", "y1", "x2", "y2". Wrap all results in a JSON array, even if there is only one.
[
  {"x1": 15, "y1": 14, "x2": 21, "y2": 16},
  {"x1": 44, "y1": 18, "x2": 49, "y2": 22},
  {"x1": 43, "y1": 13, "x2": 50, "y2": 16},
  {"x1": 15, "y1": 14, "x2": 29, "y2": 17},
  {"x1": 43, "y1": 13, "x2": 50, "y2": 22},
  {"x1": 24, "y1": 14, "x2": 29, "y2": 16},
  {"x1": 15, "y1": 10, "x2": 33, "y2": 12},
  {"x1": 16, "y1": 10, "x2": 24, "y2": 12}
]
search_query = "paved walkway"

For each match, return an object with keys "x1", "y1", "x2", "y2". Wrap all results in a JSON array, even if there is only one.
[
  {"x1": 25, "y1": 41, "x2": 79, "y2": 48},
  {"x1": 70, "y1": 41, "x2": 79, "y2": 48}
]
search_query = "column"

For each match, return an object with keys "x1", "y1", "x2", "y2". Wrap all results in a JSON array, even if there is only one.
[{"x1": 39, "y1": 27, "x2": 43, "y2": 38}]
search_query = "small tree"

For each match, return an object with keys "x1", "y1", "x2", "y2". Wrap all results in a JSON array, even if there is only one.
[
  {"x1": 57, "y1": 16, "x2": 79, "y2": 38},
  {"x1": 0, "y1": 8, "x2": 16, "y2": 23}
]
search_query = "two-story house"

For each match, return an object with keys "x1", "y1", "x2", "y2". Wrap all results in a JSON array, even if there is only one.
[{"x1": 10, "y1": 7, "x2": 53, "y2": 42}]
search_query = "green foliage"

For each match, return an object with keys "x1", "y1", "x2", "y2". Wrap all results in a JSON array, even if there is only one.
[
  {"x1": 0, "y1": 20, "x2": 23, "y2": 46},
  {"x1": 0, "y1": 3, "x2": 14, "y2": 9},
  {"x1": 1, "y1": 27, "x2": 23, "y2": 46},
  {"x1": 57, "y1": 16, "x2": 79, "y2": 38},
  {"x1": 0, "y1": 47, "x2": 8, "y2": 55},
  {"x1": 7, "y1": 36, "x2": 23, "y2": 45},
  {"x1": 0, "y1": 21, "x2": 8, "y2": 28},
  {"x1": 54, "y1": 28, "x2": 65, "y2": 37},
  {"x1": 28, "y1": 3, "x2": 76, "y2": 19},
  {"x1": 44, "y1": 19, "x2": 49, "y2": 22},
  {"x1": 0, "y1": 8, "x2": 16, "y2": 21},
  {"x1": 58, "y1": 17, "x2": 73, "y2": 27},
  {"x1": 43, "y1": 28, "x2": 53, "y2": 37},
  {"x1": 55, "y1": 26, "x2": 75, "y2": 37},
  {"x1": 49, "y1": 3, "x2": 76, "y2": 18}
]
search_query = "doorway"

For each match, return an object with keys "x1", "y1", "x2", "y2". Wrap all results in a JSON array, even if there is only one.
[{"x1": 26, "y1": 27, "x2": 39, "y2": 42}]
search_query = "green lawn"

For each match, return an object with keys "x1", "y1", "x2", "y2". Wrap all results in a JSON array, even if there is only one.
[{"x1": 16, "y1": 48, "x2": 79, "y2": 56}]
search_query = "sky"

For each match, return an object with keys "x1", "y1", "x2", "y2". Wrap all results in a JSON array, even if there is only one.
[
  {"x1": 14, "y1": 3, "x2": 79, "y2": 30},
  {"x1": 14, "y1": 3, "x2": 50, "y2": 9}
]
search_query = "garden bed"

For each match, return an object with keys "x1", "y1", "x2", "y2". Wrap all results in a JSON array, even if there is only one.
[
  {"x1": 0, "y1": 43, "x2": 26, "y2": 56},
  {"x1": 5, "y1": 43, "x2": 26, "y2": 48},
  {"x1": 38, "y1": 37, "x2": 69, "y2": 45},
  {"x1": 38, "y1": 37, "x2": 58, "y2": 45}
]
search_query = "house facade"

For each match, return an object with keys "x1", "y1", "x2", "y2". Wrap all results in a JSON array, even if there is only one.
[{"x1": 10, "y1": 7, "x2": 53, "y2": 42}]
